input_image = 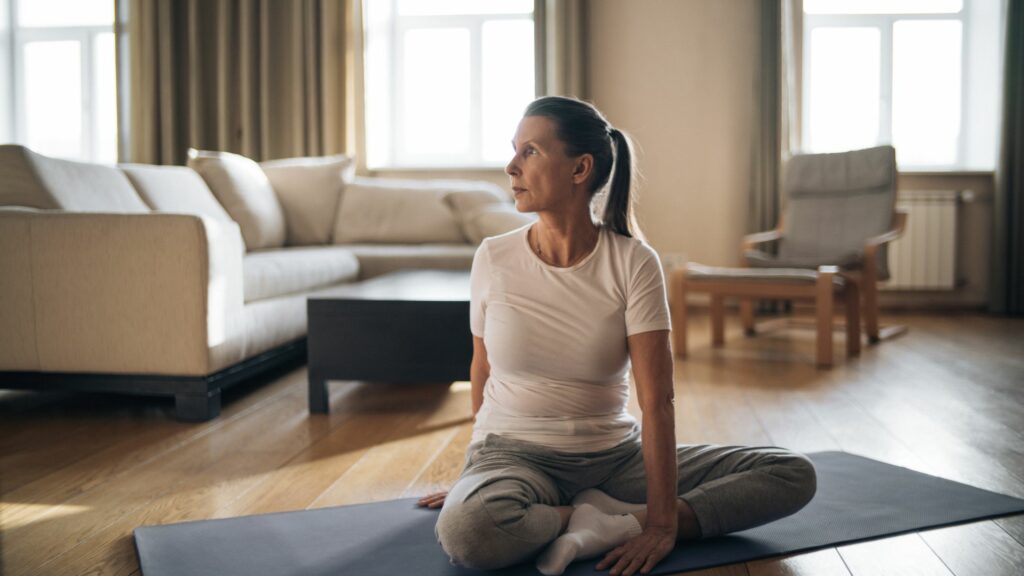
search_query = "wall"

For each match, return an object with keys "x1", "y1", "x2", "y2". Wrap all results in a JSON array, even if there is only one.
[{"x1": 588, "y1": 0, "x2": 760, "y2": 267}]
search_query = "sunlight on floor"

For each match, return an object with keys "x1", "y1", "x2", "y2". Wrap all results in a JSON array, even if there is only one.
[{"x1": 1, "y1": 501, "x2": 92, "y2": 530}]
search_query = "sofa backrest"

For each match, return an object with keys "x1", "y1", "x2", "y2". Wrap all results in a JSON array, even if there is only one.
[{"x1": 0, "y1": 144, "x2": 149, "y2": 213}]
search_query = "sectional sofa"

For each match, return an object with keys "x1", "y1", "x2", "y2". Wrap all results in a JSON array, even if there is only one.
[{"x1": 0, "y1": 144, "x2": 530, "y2": 420}]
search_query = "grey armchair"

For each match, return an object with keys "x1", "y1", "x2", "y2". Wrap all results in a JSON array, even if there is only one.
[{"x1": 742, "y1": 145, "x2": 907, "y2": 343}]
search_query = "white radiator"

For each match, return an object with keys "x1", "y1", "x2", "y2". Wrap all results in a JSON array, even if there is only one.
[{"x1": 884, "y1": 190, "x2": 960, "y2": 290}]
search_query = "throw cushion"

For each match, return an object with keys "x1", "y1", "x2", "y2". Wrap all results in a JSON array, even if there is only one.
[
  {"x1": 187, "y1": 149, "x2": 286, "y2": 251},
  {"x1": 120, "y1": 164, "x2": 234, "y2": 223},
  {"x1": 0, "y1": 144, "x2": 149, "y2": 213},
  {"x1": 442, "y1": 184, "x2": 512, "y2": 242},
  {"x1": 332, "y1": 177, "x2": 465, "y2": 245},
  {"x1": 260, "y1": 154, "x2": 355, "y2": 246},
  {"x1": 459, "y1": 204, "x2": 535, "y2": 244}
]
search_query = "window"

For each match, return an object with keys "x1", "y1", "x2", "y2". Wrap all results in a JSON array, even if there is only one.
[
  {"x1": 803, "y1": 0, "x2": 1004, "y2": 171},
  {"x1": 364, "y1": 0, "x2": 536, "y2": 169},
  {"x1": 1, "y1": 0, "x2": 118, "y2": 163}
]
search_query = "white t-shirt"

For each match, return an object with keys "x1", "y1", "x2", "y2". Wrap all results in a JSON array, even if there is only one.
[{"x1": 470, "y1": 224, "x2": 671, "y2": 453}]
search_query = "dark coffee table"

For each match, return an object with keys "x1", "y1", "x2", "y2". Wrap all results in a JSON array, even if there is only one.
[{"x1": 306, "y1": 269, "x2": 472, "y2": 414}]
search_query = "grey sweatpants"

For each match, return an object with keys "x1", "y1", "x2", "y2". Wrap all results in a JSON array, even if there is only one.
[{"x1": 435, "y1": 429, "x2": 817, "y2": 570}]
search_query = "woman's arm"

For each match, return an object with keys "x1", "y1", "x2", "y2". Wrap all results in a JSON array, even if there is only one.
[
  {"x1": 597, "y1": 329, "x2": 678, "y2": 574},
  {"x1": 630, "y1": 329, "x2": 677, "y2": 530},
  {"x1": 470, "y1": 336, "x2": 489, "y2": 417}
]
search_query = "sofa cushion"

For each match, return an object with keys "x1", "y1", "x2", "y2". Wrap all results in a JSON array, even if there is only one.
[
  {"x1": 340, "y1": 243, "x2": 477, "y2": 280},
  {"x1": 243, "y1": 246, "x2": 360, "y2": 303},
  {"x1": 458, "y1": 204, "x2": 535, "y2": 244},
  {"x1": 333, "y1": 177, "x2": 467, "y2": 245},
  {"x1": 0, "y1": 144, "x2": 149, "y2": 212},
  {"x1": 260, "y1": 154, "x2": 355, "y2": 246},
  {"x1": 442, "y1": 184, "x2": 516, "y2": 242},
  {"x1": 187, "y1": 149, "x2": 286, "y2": 251},
  {"x1": 120, "y1": 164, "x2": 234, "y2": 223}
]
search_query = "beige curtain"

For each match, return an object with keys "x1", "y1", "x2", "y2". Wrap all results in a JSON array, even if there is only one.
[
  {"x1": 749, "y1": 0, "x2": 802, "y2": 235},
  {"x1": 535, "y1": 0, "x2": 588, "y2": 99},
  {"x1": 119, "y1": 0, "x2": 356, "y2": 165}
]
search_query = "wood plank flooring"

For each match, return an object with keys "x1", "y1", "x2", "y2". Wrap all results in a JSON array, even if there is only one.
[{"x1": 1, "y1": 312, "x2": 1022, "y2": 575}]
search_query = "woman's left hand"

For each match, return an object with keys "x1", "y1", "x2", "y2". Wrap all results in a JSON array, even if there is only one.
[{"x1": 595, "y1": 525, "x2": 677, "y2": 576}]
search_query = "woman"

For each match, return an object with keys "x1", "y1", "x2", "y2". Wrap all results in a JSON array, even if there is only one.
[{"x1": 417, "y1": 96, "x2": 816, "y2": 576}]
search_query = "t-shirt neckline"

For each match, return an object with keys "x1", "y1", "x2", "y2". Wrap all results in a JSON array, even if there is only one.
[{"x1": 523, "y1": 225, "x2": 603, "y2": 272}]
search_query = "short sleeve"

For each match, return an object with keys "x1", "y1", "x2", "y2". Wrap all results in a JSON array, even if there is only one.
[
  {"x1": 470, "y1": 241, "x2": 491, "y2": 337},
  {"x1": 625, "y1": 244, "x2": 671, "y2": 336}
]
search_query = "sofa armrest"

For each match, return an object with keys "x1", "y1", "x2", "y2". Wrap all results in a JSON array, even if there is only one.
[{"x1": 0, "y1": 210, "x2": 245, "y2": 375}]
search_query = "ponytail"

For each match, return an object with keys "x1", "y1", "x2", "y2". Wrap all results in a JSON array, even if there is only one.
[{"x1": 604, "y1": 128, "x2": 641, "y2": 240}]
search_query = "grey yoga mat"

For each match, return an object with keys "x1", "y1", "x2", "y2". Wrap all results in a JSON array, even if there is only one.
[{"x1": 134, "y1": 451, "x2": 1024, "y2": 576}]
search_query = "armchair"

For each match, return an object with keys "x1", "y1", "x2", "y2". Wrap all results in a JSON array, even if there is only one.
[
  {"x1": 742, "y1": 145, "x2": 907, "y2": 343},
  {"x1": 670, "y1": 146, "x2": 907, "y2": 368}
]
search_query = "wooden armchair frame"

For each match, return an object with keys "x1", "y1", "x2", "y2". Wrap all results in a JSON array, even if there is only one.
[{"x1": 741, "y1": 210, "x2": 909, "y2": 343}]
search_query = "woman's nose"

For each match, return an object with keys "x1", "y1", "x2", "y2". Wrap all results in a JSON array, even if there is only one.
[{"x1": 505, "y1": 157, "x2": 519, "y2": 176}]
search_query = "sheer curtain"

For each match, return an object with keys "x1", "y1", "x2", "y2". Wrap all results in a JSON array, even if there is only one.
[
  {"x1": 992, "y1": 0, "x2": 1023, "y2": 314},
  {"x1": 117, "y1": 0, "x2": 357, "y2": 165}
]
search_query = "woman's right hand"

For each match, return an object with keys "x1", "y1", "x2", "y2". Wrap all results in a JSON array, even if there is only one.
[{"x1": 417, "y1": 491, "x2": 448, "y2": 509}]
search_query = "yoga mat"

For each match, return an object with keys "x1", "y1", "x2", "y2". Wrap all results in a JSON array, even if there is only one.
[{"x1": 134, "y1": 451, "x2": 1024, "y2": 576}]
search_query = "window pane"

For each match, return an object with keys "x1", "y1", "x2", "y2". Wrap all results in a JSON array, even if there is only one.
[
  {"x1": 807, "y1": 27, "x2": 880, "y2": 153},
  {"x1": 482, "y1": 19, "x2": 534, "y2": 163},
  {"x1": 804, "y1": 0, "x2": 961, "y2": 14},
  {"x1": 94, "y1": 32, "x2": 117, "y2": 164},
  {"x1": 17, "y1": 0, "x2": 114, "y2": 27},
  {"x1": 24, "y1": 40, "x2": 82, "y2": 159},
  {"x1": 892, "y1": 20, "x2": 962, "y2": 167},
  {"x1": 402, "y1": 28, "x2": 470, "y2": 156},
  {"x1": 397, "y1": 0, "x2": 532, "y2": 16}
]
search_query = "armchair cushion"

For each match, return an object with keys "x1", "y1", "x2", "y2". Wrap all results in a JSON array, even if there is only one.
[
  {"x1": 187, "y1": 149, "x2": 286, "y2": 251},
  {"x1": 260, "y1": 154, "x2": 355, "y2": 246},
  {"x1": 777, "y1": 146, "x2": 897, "y2": 277}
]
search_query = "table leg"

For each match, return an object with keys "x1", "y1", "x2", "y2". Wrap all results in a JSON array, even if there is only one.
[{"x1": 309, "y1": 376, "x2": 329, "y2": 414}]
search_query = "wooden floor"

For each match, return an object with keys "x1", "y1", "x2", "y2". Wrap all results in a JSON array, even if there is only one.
[{"x1": 2, "y1": 312, "x2": 1023, "y2": 575}]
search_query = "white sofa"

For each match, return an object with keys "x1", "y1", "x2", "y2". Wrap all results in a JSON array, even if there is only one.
[{"x1": 0, "y1": 144, "x2": 531, "y2": 420}]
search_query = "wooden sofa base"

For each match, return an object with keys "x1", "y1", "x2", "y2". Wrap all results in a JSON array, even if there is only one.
[{"x1": 0, "y1": 339, "x2": 307, "y2": 421}]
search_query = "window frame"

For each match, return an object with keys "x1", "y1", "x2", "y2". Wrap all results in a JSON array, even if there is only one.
[
  {"x1": 802, "y1": 8, "x2": 971, "y2": 170},
  {"x1": 6, "y1": 0, "x2": 116, "y2": 163},
  {"x1": 367, "y1": 1, "x2": 535, "y2": 170}
]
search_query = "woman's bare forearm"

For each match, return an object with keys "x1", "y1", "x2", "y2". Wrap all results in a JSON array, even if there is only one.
[{"x1": 641, "y1": 399, "x2": 678, "y2": 530}]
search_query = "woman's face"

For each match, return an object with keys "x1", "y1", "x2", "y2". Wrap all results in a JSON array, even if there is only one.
[{"x1": 505, "y1": 115, "x2": 590, "y2": 214}]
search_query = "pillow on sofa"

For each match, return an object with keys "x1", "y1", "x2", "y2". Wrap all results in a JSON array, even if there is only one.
[
  {"x1": 332, "y1": 177, "x2": 466, "y2": 245},
  {"x1": 187, "y1": 149, "x2": 286, "y2": 250},
  {"x1": 441, "y1": 185, "x2": 512, "y2": 241},
  {"x1": 260, "y1": 154, "x2": 354, "y2": 246},
  {"x1": 120, "y1": 164, "x2": 234, "y2": 223},
  {"x1": 0, "y1": 144, "x2": 149, "y2": 213},
  {"x1": 460, "y1": 204, "x2": 535, "y2": 244}
]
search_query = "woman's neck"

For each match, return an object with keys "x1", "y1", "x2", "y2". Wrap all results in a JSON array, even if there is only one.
[{"x1": 531, "y1": 212, "x2": 600, "y2": 268}]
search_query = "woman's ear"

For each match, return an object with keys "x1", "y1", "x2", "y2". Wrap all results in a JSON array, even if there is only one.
[{"x1": 572, "y1": 154, "x2": 594, "y2": 185}]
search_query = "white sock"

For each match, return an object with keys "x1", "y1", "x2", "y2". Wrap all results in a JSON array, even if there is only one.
[
  {"x1": 536, "y1": 503, "x2": 643, "y2": 576},
  {"x1": 571, "y1": 489, "x2": 647, "y2": 515}
]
